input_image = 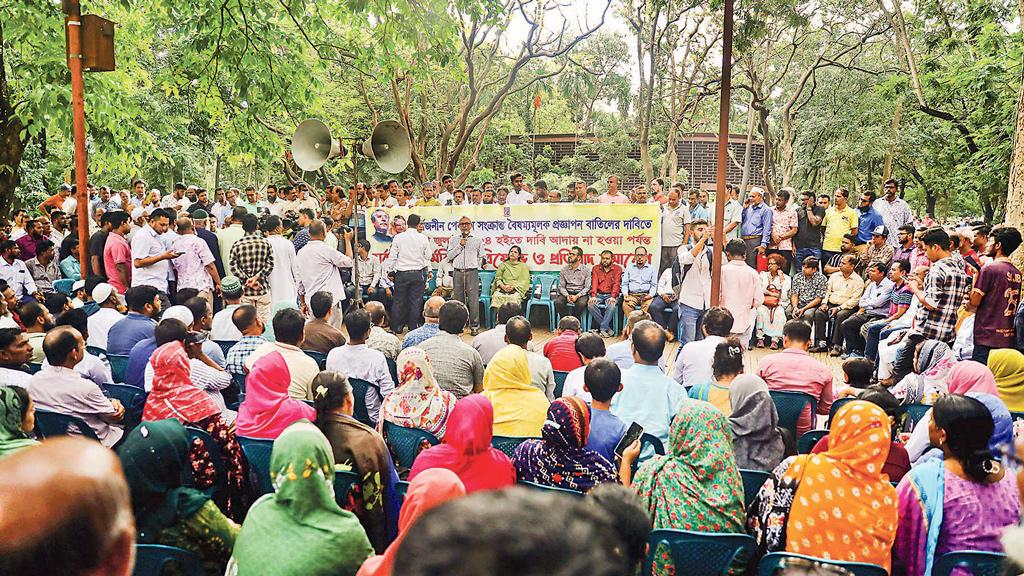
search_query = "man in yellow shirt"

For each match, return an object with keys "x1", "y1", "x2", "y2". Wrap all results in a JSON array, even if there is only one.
[
  {"x1": 418, "y1": 182, "x2": 442, "y2": 206},
  {"x1": 820, "y1": 187, "x2": 859, "y2": 265}
]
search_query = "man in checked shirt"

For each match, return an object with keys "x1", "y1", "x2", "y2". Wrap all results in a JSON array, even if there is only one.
[{"x1": 228, "y1": 213, "x2": 275, "y2": 324}]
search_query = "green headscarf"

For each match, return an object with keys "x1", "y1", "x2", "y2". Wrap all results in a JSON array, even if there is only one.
[
  {"x1": 232, "y1": 420, "x2": 373, "y2": 576},
  {"x1": 116, "y1": 419, "x2": 210, "y2": 543},
  {"x1": 0, "y1": 387, "x2": 38, "y2": 459}
]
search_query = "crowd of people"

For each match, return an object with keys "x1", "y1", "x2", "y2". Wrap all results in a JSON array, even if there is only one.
[{"x1": 0, "y1": 173, "x2": 1023, "y2": 576}]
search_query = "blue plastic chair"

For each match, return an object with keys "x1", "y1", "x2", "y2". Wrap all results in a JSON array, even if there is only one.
[
  {"x1": 184, "y1": 426, "x2": 227, "y2": 500},
  {"x1": 520, "y1": 480, "x2": 585, "y2": 497},
  {"x1": 349, "y1": 378, "x2": 381, "y2": 427},
  {"x1": 769, "y1": 390, "x2": 817, "y2": 440},
  {"x1": 214, "y1": 340, "x2": 235, "y2": 357},
  {"x1": 423, "y1": 273, "x2": 437, "y2": 301},
  {"x1": 334, "y1": 469, "x2": 360, "y2": 508},
  {"x1": 642, "y1": 529, "x2": 757, "y2": 576},
  {"x1": 383, "y1": 421, "x2": 440, "y2": 469},
  {"x1": 237, "y1": 436, "x2": 275, "y2": 496},
  {"x1": 107, "y1": 354, "x2": 130, "y2": 383},
  {"x1": 102, "y1": 383, "x2": 147, "y2": 431},
  {"x1": 303, "y1": 349, "x2": 328, "y2": 370},
  {"x1": 900, "y1": 403, "x2": 931, "y2": 428},
  {"x1": 478, "y1": 269, "x2": 496, "y2": 328},
  {"x1": 25, "y1": 362, "x2": 41, "y2": 374},
  {"x1": 797, "y1": 429, "x2": 828, "y2": 454},
  {"x1": 827, "y1": 396, "x2": 857, "y2": 427},
  {"x1": 491, "y1": 435, "x2": 536, "y2": 458},
  {"x1": 757, "y1": 552, "x2": 887, "y2": 576},
  {"x1": 582, "y1": 295, "x2": 620, "y2": 334},
  {"x1": 133, "y1": 544, "x2": 201, "y2": 576},
  {"x1": 932, "y1": 551, "x2": 1007, "y2": 576},
  {"x1": 34, "y1": 410, "x2": 100, "y2": 441},
  {"x1": 553, "y1": 370, "x2": 569, "y2": 398},
  {"x1": 386, "y1": 357, "x2": 398, "y2": 385},
  {"x1": 740, "y1": 469, "x2": 770, "y2": 508},
  {"x1": 395, "y1": 480, "x2": 410, "y2": 503},
  {"x1": 53, "y1": 278, "x2": 75, "y2": 296},
  {"x1": 525, "y1": 273, "x2": 558, "y2": 332}
]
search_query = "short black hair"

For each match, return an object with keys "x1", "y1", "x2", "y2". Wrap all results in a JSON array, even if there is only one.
[
  {"x1": 893, "y1": 260, "x2": 911, "y2": 274},
  {"x1": 231, "y1": 206, "x2": 248, "y2": 221},
  {"x1": 496, "y1": 302, "x2": 522, "y2": 325},
  {"x1": 344, "y1": 309, "x2": 372, "y2": 341},
  {"x1": 584, "y1": 358, "x2": 620, "y2": 402},
  {"x1": 585, "y1": 484, "x2": 652, "y2": 574},
  {"x1": 0, "y1": 327, "x2": 23, "y2": 351},
  {"x1": 842, "y1": 357, "x2": 875, "y2": 388},
  {"x1": 261, "y1": 215, "x2": 282, "y2": 234},
  {"x1": 407, "y1": 214, "x2": 421, "y2": 227},
  {"x1": 990, "y1": 226, "x2": 1022, "y2": 256},
  {"x1": 783, "y1": 320, "x2": 812, "y2": 343},
  {"x1": 155, "y1": 318, "x2": 188, "y2": 346},
  {"x1": 44, "y1": 292, "x2": 70, "y2": 316},
  {"x1": 631, "y1": 320, "x2": 664, "y2": 364},
  {"x1": 272, "y1": 308, "x2": 305, "y2": 345},
  {"x1": 802, "y1": 256, "x2": 820, "y2": 269},
  {"x1": 299, "y1": 208, "x2": 315, "y2": 220},
  {"x1": 106, "y1": 211, "x2": 129, "y2": 228},
  {"x1": 504, "y1": 316, "x2": 531, "y2": 346},
  {"x1": 241, "y1": 213, "x2": 259, "y2": 233},
  {"x1": 36, "y1": 240, "x2": 54, "y2": 255},
  {"x1": 310, "y1": 292, "x2": 334, "y2": 319},
  {"x1": 148, "y1": 208, "x2": 170, "y2": 222},
  {"x1": 898, "y1": 224, "x2": 916, "y2": 235},
  {"x1": 175, "y1": 288, "x2": 199, "y2": 305},
  {"x1": 701, "y1": 307, "x2": 734, "y2": 337},
  {"x1": 575, "y1": 333, "x2": 606, "y2": 360},
  {"x1": 858, "y1": 385, "x2": 901, "y2": 416},
  {"x1": 54, "y1": 308, "x2": 89, "y2": 339},
  {"x1": 712, "y1": 338, "x2": 744, "y2": 380},
  {"x1": 19, "y1": 302, "x2": 47, "y2": 328},
  {"x1": 125, "y1": 285, "x2": 158, "y2": 313},
  {"x1": 557, "y1": 316, "x2": 581, "y2": 333},
  {"x1": 182, "y1": 297, "x2": 209, "y2": 327},
  {"x1": 725, "y1": 239, "x2": 746, "y2": 258},
  {"x1": 231, "y1": 304, "x2": 258, "y2": 332},
  {"x1": 438, "y1": 300, "x2": 469, "y2": 334},
  {"x1": 42, "y1": 326, "x2": 79, "y2": 366},
  {"x1": 919, "y1": 227, "x2": 950, "y2": 250},
  {"x1": 867, "y1": 262, "x2": 888, "y2": 276}
]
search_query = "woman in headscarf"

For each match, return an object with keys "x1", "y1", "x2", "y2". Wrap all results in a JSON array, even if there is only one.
[
  {"x1": 728, "y1": 373, "x2": 786, "y2": 471},
  {"x1": 689, "y1": 339, "x2": 744, "y2": 416},
  {"x1": 893, "y1": 395, "x2": 1021, "y2": 576},
  {"x1": 0, "y1": 386, "x2": 37, "y2": 459},
  {"x1": 356, "y1": 469, "x2": 466, "y2": 576},
  {"x1": 988, "y1": 348, "x2": 1024, "y2": 411},
  {"x1": 231, "y1": 421, "x2": 373, "y2": 576},
  {"x1": 630, "y1": 401, "x2": 745, "y2": 576},
  {"x1": 890, "y1": 339, "x2": 957, "y2": 404},
  {"x1": 748, "y1": 401, "x2": 897, "y2": 571},
  {"x1": 118, "y1": 419, "x2": 238, "y2": 575},
  {"x1": 313, "y1": 371, "x2": 399, "y2": 554},
  {"x1": 481, "y1": 345, "x2": 549, "y2": 437},
  {"x1": 236, "y1": 350, "x2": 316, "y2": 440},
  {"x1": 512, "y1": 396, "x2": 618, "y2": 492},
  {"x1": 144, "y1": 340, "x2": 248, "y2": 518},
  {"x1": 409, "y1": 395, "x2": 516, "y2": 493},
  {"x1": 379, "y1": 347, "x2": 456, "y2": 441},
  {"x1": 490, "y1": 246, "x2": 531, "y2": 310}
]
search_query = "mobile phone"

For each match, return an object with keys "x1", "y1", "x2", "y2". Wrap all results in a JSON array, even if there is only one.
[
  {"x1": 187, "y1": 331, "x2": 209, "y2": 345},
  {"x1": 614, "y1": 422, "x2": 644, "y2": 457}
]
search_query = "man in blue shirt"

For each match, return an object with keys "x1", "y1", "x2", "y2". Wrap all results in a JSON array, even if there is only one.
[
  {"x1": 620, "y1": 246, "x2": 657, "y2": 316},
  {"x1": 583, "y1": 358, "x2": 627, "y2": 464},
  {"x1": 687, "y1": 189, "x2": 709, "y2": 221},
  {"x1": 105, "y1": 285, "x2": 160, "y2": 356},
  {"x1": 611, "y1": 320, "x2": 686, "y2": 457},
  {"x1": 856, "y1": 190, "x2": 885, "y2": 250},
  {"x1": 740, "y1": 186, "x2": 773, "y2": 268}
]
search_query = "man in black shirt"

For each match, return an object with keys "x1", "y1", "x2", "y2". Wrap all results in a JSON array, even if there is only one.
[
  {"x1": 87, "y1": 211, "x2": 113, "y2": 280},
  {"x1": 793, "y1": 190, "x2": 825, "y2": 272}
]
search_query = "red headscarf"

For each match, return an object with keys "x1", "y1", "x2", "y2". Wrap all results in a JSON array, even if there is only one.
[
  {"x1": 408, "y1": 395, "x2": 516, "y2": 493},
  {"x1": 143, "y1": 341, "x2": 221, "y2": 424},
  {"x1": 235, "y1": 351, "x2": 316, "y2": 440},
  {"x1": 356, "y1": 468, "x2": 465, "y2": 576}
]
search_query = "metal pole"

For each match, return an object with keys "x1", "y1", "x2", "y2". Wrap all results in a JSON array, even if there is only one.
[
  {"x1": 350, "y1": 145, "x2": 363, "y2": 309},
  {"x1": 64, "y1": 0, "x2": 90, "y2": 270},
  {"x1": 709, "y1": 0, "x2": 733, "y2": 308}
]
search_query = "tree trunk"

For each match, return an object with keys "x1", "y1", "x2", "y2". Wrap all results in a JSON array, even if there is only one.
[
  {"x1": 883, "y1": 97, "x2": 903, "y2": 181},
  {"x1": 740, "y1": 100, "x2": 755, "y2": 189},
  {"x1": 0, "y1": 23, "x2": 27, "y2": 218}
]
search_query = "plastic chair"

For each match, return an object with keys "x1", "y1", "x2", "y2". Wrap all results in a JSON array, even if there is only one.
[
  {"x1": 797, "y1": 429, "x2": 828, "y2": 454},
  {"x1": 303, "y1": 349, "x2": 328, "y2": 370},
  {"x1": 237, "y1": 436, "x2": 275, "y2": 496},
  {"x1": 739, "y1": 469, "x2": 770, "y2": 508},
  {"x1": 582, "y1": 295, "x2": 621, "y2": 334},
  {"x1": 900, "y1": 403, "x2": 931, "y2": 427},
  {"x1": 214, "y1": 340, "x2": 235, "y2": 357},
  {"x1": 86, "y1": 345, "x2": 106, "y2": 357},
  {"x1": 334, "y1": 469, "x2": 360, "y2": 508},
  {"x1": 53, "y1": 278, "x2": 75, "y2": 296},
  {"x1": 553, "y1": 370, "x2": 569, "y2": 398},
  {"x1": 525, "y1": 273, "x2": 558, "y2": 332},
  {"x1": 491, "y1": 435, "x2": 536, "y2": 458},
  {"x1": 769, "y1": 390, "x2": 817, "y2": 440},
  {"x1": 25, "y1": 363, "x2": 41, "y2": 374},
  {"x1": 395, "y1": 480, "x2": 410, "y2": 502},
  {"x1": 383, "y1": 421, "x2": 440, "y2": 469},
  {"x1": 826, "y1": 397, "x2": 857, "y2": 427},
  {"x1": 34, "y1": 410, "x2": 100, "y2": 441},
  {"x1": 133, "y1": 544, "x2": 202, "y2": 576},
  {"x1": 101, "y1": 383, "x2": 147, "y2": 431},
  {"x1": 478, "y1": 270, "x2": 496, "y2": 328},
  {"x1": 642, "y1": 529, "x2": 757, "y2": 576},
  {"x1": 1011, "y1": 410, "x2": 1024, "y2": 423},
  {"x1": 349, "y1": 378, "x2": 381, "y2": 427},
  {"x1": 757, "y1": 552, "x2": 887, "y2": 576},
  {"x1": 423, "y1": 273, "x2": 437, "y2": 302},
  {"x1": 185, "y1": 426, "x2": 227, "y2": 499},
  {"x1": 386, "y1": 357, "x2": 398, "y2": 385},
  {"x1": 520, "y1": 480, "x2": 584, "y2": 497},
  {"x1": 932, "y1": 551, "x2": 1007, "y2": 576},
  {"x1": 107, "y1": 354, "x2": 130, "y2": 384},
  {"x1": 640, "y1": 433, "x2": 666, "y2": 456}
]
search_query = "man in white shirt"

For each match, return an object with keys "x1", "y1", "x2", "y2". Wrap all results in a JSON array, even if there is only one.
[
  {"x1": 0, "y1": 326, "x2": 34, "y2": 388},
  {"x1": 210, "y1": 276, "x2": 244, "y2": 341},
  {"x1": 244, "y1": 308, "x2": 319, "y2": 400},
  {"x1": 86, "y1": 283, "x2": 124, "y2": 350},
  {"x1": 676, "y1": 219, "x2": 714, "y2": 346},
  {"x1": 161, "y1": 183, "x2": 190, "y2": 211},
  {"x1": 0, "y1": 240, "x2": 42, "y2": 303},
  {"x1": 296, "y1": 220, "x2": 353, "y2": 329},
  {"x1": 505, "y1": 173, "x2": 534, "y2": 205},
  {"x1": 261, "y1": 215, "x2": 299, "y2": 307},
  {"x1": 437, "y1": 175, "x2": 456, "y2": 206},
  {"x1": 672, "y1": 306, "x2": 733, "y2": 388},
  {"x1": 384, "y1": 213, "x2": 432, "y2": 333},
  {"x1": 130, "y1": 209, "x2": 179, "y2": 306},
  {"x1": 472, "y1": 302, "x2": 521, "y2": 364},
  {"x1": 660, "y1": 189, "x2": 691, "y2": 274},
  {"x1": 560, "y1": 332, "x2": 606, "y2": 403},
  {"x1": 597, "y1": 175, "x2": 629, "y2": 204},
  {"x1": 325, "y1": 308, "x2": 395, "y2": 424}
]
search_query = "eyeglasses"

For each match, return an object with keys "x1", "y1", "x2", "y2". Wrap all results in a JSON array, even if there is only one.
[{"x1": 860, "y1": 198, "x2": 870, "y2": 202}]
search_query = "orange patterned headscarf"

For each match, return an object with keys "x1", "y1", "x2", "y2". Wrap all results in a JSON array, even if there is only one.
[{"x1": 783, "y1": 401, "x2": 898, "y2": 571}]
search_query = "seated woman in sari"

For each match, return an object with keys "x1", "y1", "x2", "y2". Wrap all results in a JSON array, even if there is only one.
[
  {"x1": 144, "y1": 338, "x2": 248, "y2": 518},
  {"x1": 728, "y1": 371, "x2": 786, "y2": 472},
  {"x1": 409, "y1": 395, "x2": 516, "y2": 493},
  {"x1": 118, "y1": 419, "x2": 238, "y2": 575},
  {"x1": 231, "y1": 421, "x2": 373, "y2": 576},
  {"x1": 357, "y1": 469, "x2": 466, "y2": 576},
  {"x1": 0, "y1": 386, "x2": 37, "y2": 460},
  {"x1": 890, "y1": 339, "x2": 957, "y2": 404},
  {"x1": 626, "y1": 401, "x2": 745, "y2": 576},
  {"x1": 893, "y1": 394, "x2": 1022, "y2": 576},
  {"x1": 989, "y1": 348, "x2": 1024, "y2": 411},
  {"x1": 236, "y1": 350, "x2": 315, "y2": 440},
  {"x1": 379, "y1": 347, "x2": 456, "y2": 443},
  {"x1": 512, "y1": 396, "x2": 618, "y2": 493},
  {"x1": 490, "y1": 246, "x2": 530, "y2": 310},
  {"x1": 748, "y1": 401, "x2": 897, "y2": 572},
  {"x1": 313, "y1": 371, "x2": 399, "y2": 554},
  {"x1": 688, "y1": 339, "x2": 744, "y2": 416},
  {"x1": 755, "y1": 254, "x2": 791, "y2": 349}
]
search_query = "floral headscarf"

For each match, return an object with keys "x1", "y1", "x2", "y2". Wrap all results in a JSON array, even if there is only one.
[{"x1": 380, "y1": 347, "x2": 456, "y2": 438}]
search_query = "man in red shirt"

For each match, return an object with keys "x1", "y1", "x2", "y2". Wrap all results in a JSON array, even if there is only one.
[
  {"x1": 543, "y1": 316, "x2": 584, "y2": 372},
  {"x1": 15, "y1": 219, "x2": 46, "y2": 261},
  {"x1": 587, "y1": 250, "x2": 622, "y2": 338},
  {"x1": 968, "y1": 226, "x2": 1022, "y2": 365},
  {"x1": 102, "y1": 212, "x2": 133, "y2": 295},
  {"x1": 36, "y1": 184, "x2": 72, "y2": 215}
]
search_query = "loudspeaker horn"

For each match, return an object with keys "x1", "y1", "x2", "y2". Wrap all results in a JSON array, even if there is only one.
[
  {"x1": 361, "y1": 120, "x2": 412, "y2": 174},
  {"x1": 291, "y1": 119, "x2": 347, "y2": 172}
]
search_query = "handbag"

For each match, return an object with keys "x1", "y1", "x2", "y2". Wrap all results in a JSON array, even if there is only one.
[{"x1": 763, "y1": 284, "x2": 782, "y2": 308}]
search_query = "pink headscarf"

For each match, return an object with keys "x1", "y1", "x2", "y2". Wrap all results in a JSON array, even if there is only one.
[
  {"x1": 946, "y1": 360, "x2": 999, "y2": 396},
  {"x1": 143, "y1": 342, "x2": 221, "y2": 424},
  {"x1": 235, "y1": 351, "x2": 316, "y2": 440}
]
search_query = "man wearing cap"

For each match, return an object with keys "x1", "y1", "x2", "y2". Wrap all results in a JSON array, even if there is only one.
[
  {"x1": 211, "y1": 276, "x2": 244, "y2": 341},
  {"x1": 861, "y1": 225, "x2": 895, "y2": 273}
]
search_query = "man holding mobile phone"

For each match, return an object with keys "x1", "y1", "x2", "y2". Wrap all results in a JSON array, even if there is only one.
[{"x1": 131, "y1": 208, "x2": 181, "y2": 309}]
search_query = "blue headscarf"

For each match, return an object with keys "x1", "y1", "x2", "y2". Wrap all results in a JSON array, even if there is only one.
[{"x1": 966, "y1": 392, "x2": 1013, "y2": 461}]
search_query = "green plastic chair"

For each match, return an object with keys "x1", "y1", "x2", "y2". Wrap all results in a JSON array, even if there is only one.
[
  {"x1": 642, "y1": 529, "x2": 757, "y2": 576},
  {"x1": 797, "y1": 429, "x2": 828, "y2": 454},
  {"x1": 334, "y1": 470, "x2": 361, "y2": 508},
  {"x1": 553, "y1": 370, "x2": 569, "y2": 398},
  {"x1": 133, "y1": 544, "x2": 201, "y2": 576},
  {"x1": 769, "y1": 390, "x2": 817, "y2": 440},
  {"x1": 525, "y1": 273, "x2": 558, "y2": 332},
  {"x1": 237, "y1": 436, "x2": 275, "y2": 496},
  {"x1": 34, "y1": 410, "x2": 100, "y2": 441},
  {"x1": 520, "y1": 480, "x2": 584, "y2": 497},
  {"x1": 383, "y1": 421, "x2": 440, "y2": 469},
  {"x1": 349, "y1": 378, "x2": 382, "y2": 427},
  {"x1": 107, "y1": 354, "x2": 130, "y2": 383},
  {"x1": 757, "y1": 552, "x2": 887, "y2": 576},
  {"x1": 932, "y1": 551, "x2": 1007, "y2": 576},
  {"x1": 101, "y1": 383, "x2": 147, "y2": 431},
  {"x1": 491, "y1": 435, "x2": 536, "y2": 458},
  {"x1": 53, "y1": 278, "x2": 75, "y2": 296},
  {"x1": 900, "y1": 403, "x2": 931, "y2": 428},
  {"x1": 826, "y1": 397, "x2": 856, "y2": 427},
  {"x1": 739, "y1": 469, "x2": 770, "y2": 508},
  {"x1": 478, "y1": 269, "x2": 496, "y2": 327}
]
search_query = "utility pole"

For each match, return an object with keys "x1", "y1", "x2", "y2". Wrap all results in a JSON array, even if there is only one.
[
  {"x1": 64, "y1": 0, "x2": 90, "y2": 269},
  {"x1": 710, "y1": 0, "x2": 733, "y2": 307}
]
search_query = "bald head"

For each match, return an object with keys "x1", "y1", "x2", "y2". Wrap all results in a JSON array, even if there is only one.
[
  {"x1": 365, "y1": 301, "x2": 387, "y2": 326},
  {"x1": 43, "y1": 326, "x2": 84, "y2": 368},
  {"x1": 423, "y1": 296, "x2": 445, "y2": 322},
  {"x1": 0, "y1": 438, "x2": 135, "y2": 576},
  {"x1": 631, "y1": 320, "x2": 665, "y2": 365}
]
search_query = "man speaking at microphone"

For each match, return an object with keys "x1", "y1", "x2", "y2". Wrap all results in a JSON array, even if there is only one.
[{"x1": 446, "y1": 216, "x2": 487, "y2": 335}]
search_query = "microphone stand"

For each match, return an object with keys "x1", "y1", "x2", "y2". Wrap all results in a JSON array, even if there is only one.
[{"x1": 349, "y1": 138, "x2": 364, "y2": 310}]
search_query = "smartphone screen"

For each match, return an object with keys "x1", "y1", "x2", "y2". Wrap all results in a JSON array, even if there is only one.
[{"x1": 614, "y1": 422, "x2": 644, "y2": 457}]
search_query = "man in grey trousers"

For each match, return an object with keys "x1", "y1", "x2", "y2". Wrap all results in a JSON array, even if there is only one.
[{"x1": 446, "y1": 216, "x2": 487, "y2": 335}]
